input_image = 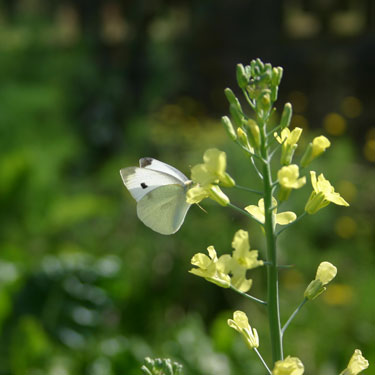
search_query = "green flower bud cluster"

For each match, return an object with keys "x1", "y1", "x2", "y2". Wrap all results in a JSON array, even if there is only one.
[{"x1": 141, "y1": 357, "x2": 183, "y2": 375}]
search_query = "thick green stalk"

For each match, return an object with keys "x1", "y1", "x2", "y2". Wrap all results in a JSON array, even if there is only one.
[{"x1": 259, "y1": 114, "x2": 283, "y2": 363}]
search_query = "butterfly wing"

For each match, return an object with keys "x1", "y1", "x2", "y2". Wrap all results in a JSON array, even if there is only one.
[
  {"x1": 139, "y1": 158, "x2": 189, "y2": 183},
  {"x1": 120, "y1": 167, "x2": 183, "y2": 202},
  {"x1": 136, "y1": 184, "x2": 191, "y2": 235}
]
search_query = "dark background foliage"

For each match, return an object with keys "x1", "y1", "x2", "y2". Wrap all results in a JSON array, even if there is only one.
[{"x1": 0, "y1": 1, "x2": 374, "y2": 374}]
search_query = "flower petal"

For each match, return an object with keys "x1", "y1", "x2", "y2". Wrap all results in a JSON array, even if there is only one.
[{"x1": 276, "y1": 211, "x2": 297, "y2": 225}]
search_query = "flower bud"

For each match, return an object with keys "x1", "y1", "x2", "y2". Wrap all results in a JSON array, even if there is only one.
[
  {"x1": 280, "y1": 103, "x2": 293, "y2": 130},
  {"x1": 237, "y1": 127, "x2": 250, "y2": 148},
  {"x1": 236, "y1": 64, "x2": 249, "y2": 89},
  {"x1": 301, "y1": 136, "x2": 331, "y2": 167},
  {"x1": 304, "y1": 261, "x2": 337, "y2": 300},
  {"x1": 230, "y1": 104, "x2": 245, "y2": 127},
  {"x1": 272, "y1": 67, "x2": 283, "y2": 87},
  {"x1": 245, "y1": 119, "x2": 261, "y2": 149},
  {"x1": 209, "y1": 185, "x2": 230, "y2": 206},
  {"x1": 221, "y1": 116, "x2": 237, "y2": 141}
]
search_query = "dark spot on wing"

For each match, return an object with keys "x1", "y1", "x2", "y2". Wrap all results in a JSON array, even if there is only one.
[
  {"x1": 140, "y1": 157, "x2": 153, "y2": 168},
  {"x1": 141, "y1": 182, "x2": 148, "y2": 189}
]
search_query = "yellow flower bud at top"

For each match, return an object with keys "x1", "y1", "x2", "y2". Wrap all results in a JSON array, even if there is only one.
[
  {"x1": 227, "y1": 310, "x2": 259, "y2": 349},
  {"x1": 340, "y1": 349, "x2": 369, "y2": 375},
  {"x1": 301, "y1": 135, "x2": 331, "y2": 167},
  {"x1": 272, "y1": 356, "x2": 304, "y2": 375},
  {"x1": 304, "y1": 261, "x2": 337, "y2": 300}
]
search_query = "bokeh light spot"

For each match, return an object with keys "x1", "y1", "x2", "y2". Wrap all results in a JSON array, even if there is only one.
[
  {"x1": 335, "y1": 216, "x2": 357, "y2": 239},
  {"x1": 323, "y1": 284, "x2": 354, "y2": 306},
  {"x1": 336, "y1": 180, "x2": 357, "y2": 203},
  {"x1": 364, "y1": 139, "x2": 375, "y2": 162},
  {"x1": 323, "y1": 113, "x2": 346, "y2": 136},
  {"x1": 341, "y1": 96, "x2": 363, "y2": 118}
]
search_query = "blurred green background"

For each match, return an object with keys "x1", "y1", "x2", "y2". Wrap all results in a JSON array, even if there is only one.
[{"x1": 0, "y1": 1, "x2": 374, "y2": 374}]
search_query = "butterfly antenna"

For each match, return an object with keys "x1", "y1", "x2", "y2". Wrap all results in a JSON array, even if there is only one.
[{"x1": 197, "y1": 203, "x2": 207, "y2": 213}]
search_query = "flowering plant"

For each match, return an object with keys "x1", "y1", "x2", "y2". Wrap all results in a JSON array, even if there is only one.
[{"x1": 140, "y1": 59, "x2": 369, "y2": 375}]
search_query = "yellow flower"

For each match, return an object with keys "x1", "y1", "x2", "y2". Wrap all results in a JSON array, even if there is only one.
[
  {"x1": 277, "y1": 165, "x2": 306, "y2": 201},
  {"x1": 340, "y1": 349, "x2": 369, "y2": 375},
  {"x1": 227, "y1": 310, "x2": 259, "y2": 349},
  {"x1": 186, "y1": 184, "x2": 229, "y2": 206},
  {"x1": 305, "y1": 171, "x2": 349, "y2": 214},
  {"x1": 304, "y1": 261, "x2": 337, "y2": 300},
  {"x1": 191, "y1": 148, "x2": 235, "y2": 187},
  {"x1": 189, "y1": 246, "x2": 231, "y2": 288},
  {"x1": 274, "y1": 127, "x2": 303, "y2": 165},
  {"x1": 301, "y1": 135, "x2": 331, "y2": 167},
  {"x1": 230, "y1": 230, "x2": 263, "y2": 292},
  {"x1": 272, "y1": 356, "x2": 304, "y2": 375},
  {"x1": 245, "y1": 197, "x2": 296, "y2": 227},
  {"x1": 316, "y1": 261, "x2": 337, "y2": 284},
  {"x1": 187, "y1": 149, "x2": 234, "y2": 205}
]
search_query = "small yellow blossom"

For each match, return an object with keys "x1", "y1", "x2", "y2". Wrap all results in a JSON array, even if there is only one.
[
  {"x1": 340, "y1": 349, "x2": 369, "y2": 375},
  {"x1": 277, "y1": 165, "x2": 306, "y2": 201},
  {"x1": 301, "y1": 135, "x2": 331, "y2": 167},
  {"x1": 227, "y1": 310, "x2": 259, "y2": 349},
  {"x1": 304, "y1": 261, "x2": 337, "y2": 300},
  {"x1": 230, "y1": 230, "x2": 263, "y2": 292},
  {"x1": 187, "y1": 149, "x2": 234, "y2": 205},
  {"x1": 245, "y1": 197, "x2": 296, "y2": 227},
  {"x1": 186, "y1": 184, "x2": 229, "y2": 206},
  {"x1": 191, "y1": 148, "x2": 235, "y2": 187},
  {"x1": 305, "y1": 171, "x2": 349, "y2": 214},
  {"x1": 316, "y1": 261, "x2": 337, "y2": 284},
  {"x1": 189, "y1": 246, "x2": 231, "y2": 288},
  {"x1": 274, "y1": 127, "x2": 303, "y2": 165},
  {"x1": 272, "y1": 356, "x2": 304, "y2": 375}
]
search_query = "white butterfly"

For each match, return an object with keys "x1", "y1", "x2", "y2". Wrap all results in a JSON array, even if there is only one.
[{"x1": 120, "y1": 158, "x2": 192, "y2": 235}]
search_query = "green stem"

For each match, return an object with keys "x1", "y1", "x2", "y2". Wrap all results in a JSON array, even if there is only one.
[
  {"x1": 259, "y1": 113, "x2": 283, "y2": 363},
  {"x1": 281, "y1": 298, "x2": 307, "y2": 336},
  {"x1": 254, "y1": 347, "x2": 272, "y2": 375},
  {"x1": 234, "y1": 184, "x2": 263, "y2": 195},
  {"x1": 227, "y1": 203, "x2": 264, "y2": 226},
  {"x1": 230, "y1": 285, "x2": 267, "y2": 306}
]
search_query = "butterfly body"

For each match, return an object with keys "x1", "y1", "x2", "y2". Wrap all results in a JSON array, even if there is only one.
[{"x1": 120, "y1": 158, "x2": 192, "y2": 235}]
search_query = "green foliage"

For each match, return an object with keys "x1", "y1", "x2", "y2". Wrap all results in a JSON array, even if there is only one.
[
  {"x1": 141, "y1": 357, "x2": 183, "y2": 375},
  {"x1": 0, "y1": 5, "x2": 374, "y2": 375}
]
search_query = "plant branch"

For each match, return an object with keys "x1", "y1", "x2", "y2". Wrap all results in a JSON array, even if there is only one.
[
  {"x1": 281, "y1": 298, "x2": 308, "y2": 336},
  {"x1": 254, "y1": 348, "x2": 272, "y2": 375},
  {"x1": 230, "y1": 285, "x2": 267, "y2": 306},
  {"x1": 227, "y1": 203, "x2": 264, "y2": 226},
  {"x1": 234, "y1": 185, "x2": 263, "y2": 195}
]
